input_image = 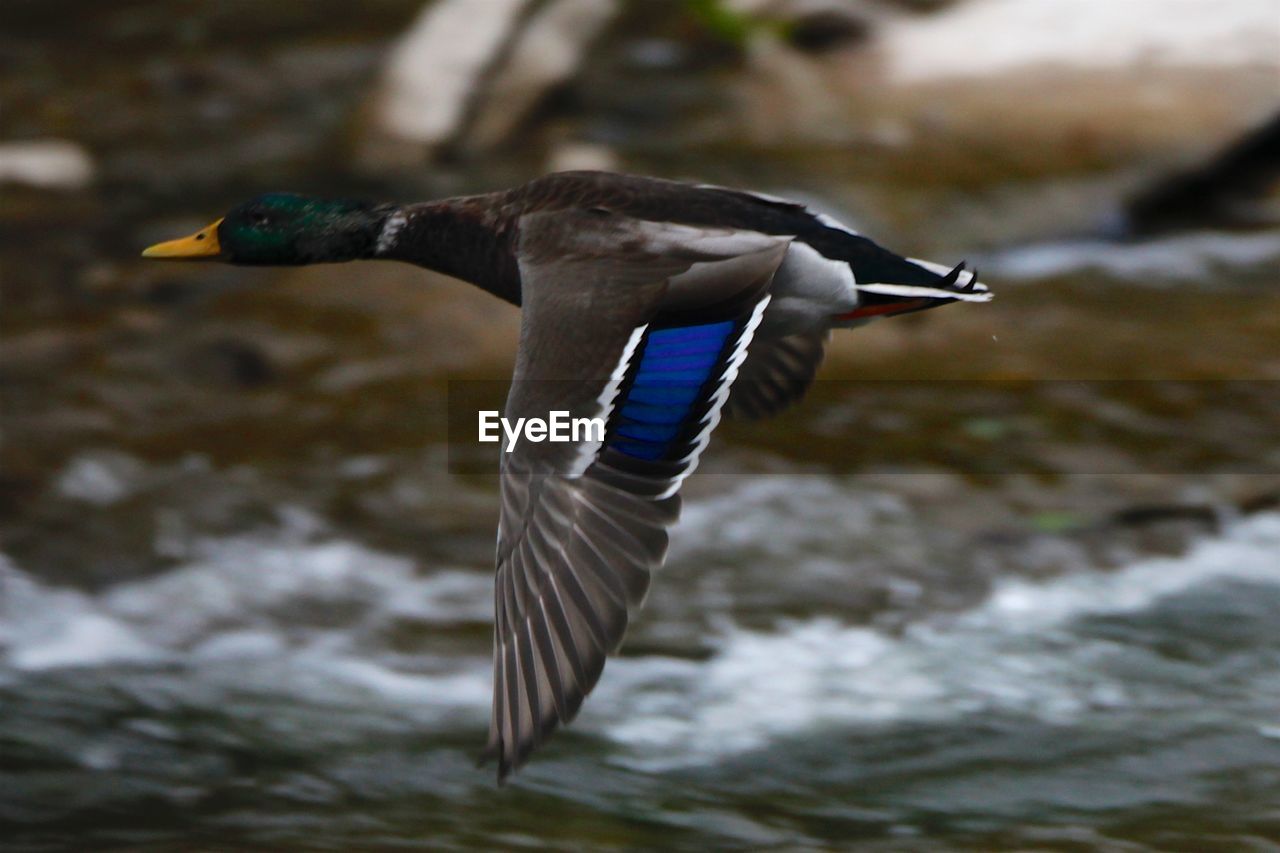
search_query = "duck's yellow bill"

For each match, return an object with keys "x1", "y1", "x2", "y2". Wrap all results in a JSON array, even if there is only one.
[{"x1": 142, "y1": 218, "x2": 224, "y2": 259}]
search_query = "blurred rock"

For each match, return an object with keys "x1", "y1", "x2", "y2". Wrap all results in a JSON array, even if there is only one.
[
  {"x1": 734, "y1": 0, "x2": 1280, "y2": 173},
  {"x1": 466, "y1": 0, "x2": 621, "y2": 153},
  {"x1": 363, "y1": 0, "x2": 619, "y2": 166},
  {"x1": 785, "y1": 9, "x2": 872, "y2": 53},
  {"x1": 0, "y1": 140, "x2": 94, "y2": 190},
  {"x1": 724, "y1": 1, "x2": 957, "y2": 52},
  {"x1": 373, "y1": 0, "x2": 527, "y2": 153},
  {"x1": 728, "y1": 0, "x2": 883, "y2": 52},
  {"x1": 545, "y1": 140, "x2": 619, "y2": 173},
  {"x1": 183, "y1": 338, "x2": 276, "y2": 388},
  {"x1": 1124, "y1": 111, "x2": 1280, "y2": 236}
]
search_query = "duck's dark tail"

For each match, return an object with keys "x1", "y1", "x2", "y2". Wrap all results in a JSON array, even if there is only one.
[{"x1": 838, "y1": 259, "x2": 990, "y2": 323}]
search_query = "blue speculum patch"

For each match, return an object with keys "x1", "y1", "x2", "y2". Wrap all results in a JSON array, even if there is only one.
[{"x1": 608, "y1": 320, "x2": 736, "y2": 460}]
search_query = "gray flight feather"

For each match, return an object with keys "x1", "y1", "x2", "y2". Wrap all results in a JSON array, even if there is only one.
[{"x1": 481, "y1": 211, "x2": 790, "y2": 779}]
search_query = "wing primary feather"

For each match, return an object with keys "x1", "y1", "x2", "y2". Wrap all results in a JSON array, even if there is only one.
[
  {"x1": 562, "y1": 529, "x2": 631, "y2": 611},
  {"x1": 577, "y1": 497, "x2": 666, "y2": 563},
  {"x1": 480, "y1": 621, "x2": 503, "y2": 768},
  {"x1": 499, "y1": 571, "x2": 526, "y2": 778},
  {"x1": 575, "y1": 524, "x2": 655, "y2": 607},
  {"x1": 546, "y1": 570, "x2": 608, "y2": 693},
  {"x1": 532, "y1": 596, "x2": 571, "y2": 722},
  {"x1": 524, "y1": 518, "x2": 613, "y2": 653},
  {"x1": 516, "y1": 617, "x2": 543, "y2": 762},
  {"x1": 502, "y1": 637, "x2": 521, "y2": 778},
  {"x1": 524, "y1": 538, "x2": 591, "y2": 694},
  {"x1": 548, "y1": 560, "x2": 612, "y2": 655},
  {"x1": 541, "y1": 592, "x2": 589, "y2": 723},
  {"x1": 530, "y1": 502, "x2": 629, "y2": 624}
]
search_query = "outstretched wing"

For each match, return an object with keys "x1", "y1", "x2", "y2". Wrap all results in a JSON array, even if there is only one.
[
  {"x1": 483, "y1": 211, "x2": 789, "y2": 779},
  {"x1": 725, "y1": 330, "x2": 829, "y2": 420}
]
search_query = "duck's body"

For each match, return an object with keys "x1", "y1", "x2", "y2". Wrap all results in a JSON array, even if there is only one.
[
  {"x1": 368, "y1": 171, "x2": 983, "y2": 328},
  {"x1": 144, "y1": 170, "x2": 990, "y2": 780}
]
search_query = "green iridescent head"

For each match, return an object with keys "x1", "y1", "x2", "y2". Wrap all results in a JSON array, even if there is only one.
[{"x1": 143, "y1": 193, "x2": 387, "y2": 265}]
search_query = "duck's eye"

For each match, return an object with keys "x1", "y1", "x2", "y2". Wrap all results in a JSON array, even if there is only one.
[{"x1": 251, "y1": 212, "x2": 270, "y2": 226}]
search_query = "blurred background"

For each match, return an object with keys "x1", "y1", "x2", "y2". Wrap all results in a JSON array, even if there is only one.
[{"x1": 2, "y1": 0, "x2": 1279, "y2": 848}]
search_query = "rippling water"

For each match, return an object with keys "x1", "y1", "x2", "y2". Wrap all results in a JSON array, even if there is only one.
[{"x1": 4, "y1": 466, "x2": 1280, "y2": 849}]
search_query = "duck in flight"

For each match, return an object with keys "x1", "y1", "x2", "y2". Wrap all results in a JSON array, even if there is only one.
[{"x1": 144, "y1": 170, "x2": 990, "y2": 781}]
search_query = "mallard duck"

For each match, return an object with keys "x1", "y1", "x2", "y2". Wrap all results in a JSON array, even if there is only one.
[{"x1": 144, "y1": 170, "x2": 990, "y2": 781}]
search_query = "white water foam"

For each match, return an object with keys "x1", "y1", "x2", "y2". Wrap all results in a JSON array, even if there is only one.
[
  {"x1": 881, "y1": 0, "x2": 1280, "y2": 84},
  {"x1": 674, "y1": 476, "x2": 912, "y2": 559},
  {"x1": 0, "y1": 554, "x2": 157, "y2": 671},
  {"x1": 55, "y1": 451, "x2": 148, "y2": 506},
  {"x1": 596, "y1": 512, "x2": 1280, "y2": 768},
  {"x1": 986, "y1": 231, "x2": 1280, "y2": 284},
  {"x1": 4, "y1": 489, "x2": 1278, "y2": 767},
  {"x1": 0, "y1": 527, "x2": 495, "y2": 718}
]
